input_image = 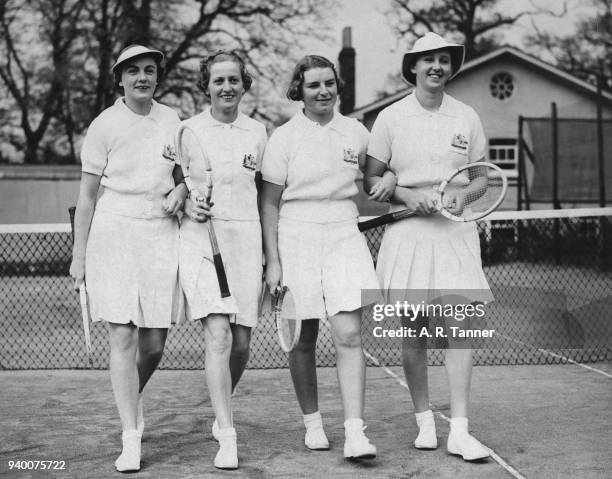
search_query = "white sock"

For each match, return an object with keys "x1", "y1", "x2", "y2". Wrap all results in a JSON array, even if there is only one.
[
  {"x1": 344, "y1": 417, "x2": 365, "y2": 434},
  {"x1": 303, "y1": 411, "x2": 323, "y2": 429},
  {"x1": 450, "y1": 417, "x2": 469, "y2": 435},
  {"x1": 415, "y1": 409, "x2": 434, "y2": 426}
]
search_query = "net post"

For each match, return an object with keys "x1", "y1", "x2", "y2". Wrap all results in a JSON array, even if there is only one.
[
  {"x1": 551, "y1": 103, "x2": 561, "y2": 265},
  {"x1": 602, "y1": 216, "x2": 611, "y2": 272},
  {"x1": 597, "y1": 63, "x2": 606, "y2": 208},
  {"x1": 518, "y1": 115, "x2": 524, "y2": 211}
]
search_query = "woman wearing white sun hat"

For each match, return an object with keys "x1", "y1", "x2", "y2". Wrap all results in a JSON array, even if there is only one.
[
  {"x1": 365, "y1": 32, "x2": 493, "y2": 461},
  {"x1": 70, "y1": 44, "x2": 185, "y2": 472}
]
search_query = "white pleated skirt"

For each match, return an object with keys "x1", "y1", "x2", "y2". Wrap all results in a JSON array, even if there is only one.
[
  {"x1": 376, "y1": 213, "x2": 493, "y2": 304},
  {"x1": 179, "y1": 217, "x2": 263, "y2": 327},
  {"x1": 85, "y1": 210, "x2": 183, "y2": 327}
]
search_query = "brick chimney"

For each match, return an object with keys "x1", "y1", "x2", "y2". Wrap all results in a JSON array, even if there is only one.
[{"x1": 338, "y1": 26, "x2": 355, "y2": 114}]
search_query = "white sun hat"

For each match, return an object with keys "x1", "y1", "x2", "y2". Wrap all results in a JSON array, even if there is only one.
[
  {"x1": 112, "y1": 45, "x2": 164, "y2": 74},
  {"x1": 401, "y1": 32, "x2": 465, "y2": 85}
]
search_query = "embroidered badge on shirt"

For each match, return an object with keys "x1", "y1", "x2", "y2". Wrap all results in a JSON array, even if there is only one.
[
  {"x1": 343, "y1": 147, "x2": 359, "y2": 164},
  {"x1": 242, "y1": 153, "x2": 257, "y2": 171},
  {"x1": 162, "y1": 143, "x2": 176, "y2": 162},
  {"x1": 451, "y1": 133, "x2": 468, "y2": 150}
]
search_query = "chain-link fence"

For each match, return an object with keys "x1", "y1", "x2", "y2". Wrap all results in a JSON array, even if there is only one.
[{"x1": 1, "y1": 210, "x2": 611, "y2": 370}]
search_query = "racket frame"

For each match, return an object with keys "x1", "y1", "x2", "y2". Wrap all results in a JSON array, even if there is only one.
[
  {"x1": 175, "y1": 124, "x2": 231, "y2": 298},
  {"x1": 69, "y1": 206, "x2": 93, "y2": 367},
  {"x1": 358, "y1": 161, "x2": 508, "y2": 231},
  {"x1": 273, "y1": 286, "x2": 301, "y2": 353},
  {"x1": 78, "y1": 283, "x2": 93, "y2": 366},
  {"x1": 437, "y1": 161, "x2": 508, "y2": 222}
]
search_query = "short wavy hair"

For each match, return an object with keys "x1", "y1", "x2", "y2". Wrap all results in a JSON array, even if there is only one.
[
  {"x1": 113, "y1": 45, "x2": 165, "y2": 91},
  {"x1": 198, "y1": 50, "x2": 253, "y2": 97},
  {"x1": 286, "y1": 55, "x2": 344, "y2": 102}
]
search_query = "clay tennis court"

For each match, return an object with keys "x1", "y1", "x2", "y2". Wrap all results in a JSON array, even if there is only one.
[
  {"x1": 1, "y1": 211, "x2": 611, "y2": 478},
  {"x1": 2, "y1": 361, "x2": 611, "y2": 478}
]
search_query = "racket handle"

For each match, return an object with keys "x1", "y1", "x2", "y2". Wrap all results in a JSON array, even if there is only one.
[
  {"x1": 213, "y1": 253, "x2": 231, "y2": 298},
  {"x1": 68, "y1": 206, "x2": 76, "y2": 242},
  {"x1": 358, "y1": 212, "x2": 397, "y2": 232}
]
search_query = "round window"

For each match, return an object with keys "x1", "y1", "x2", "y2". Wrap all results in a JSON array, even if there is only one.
[{"x1": 490, "y1": 72, "x2": 514, "y2": 100}]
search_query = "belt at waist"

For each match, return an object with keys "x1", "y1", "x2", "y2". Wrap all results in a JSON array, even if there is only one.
[
  {"x1": 96, "y1": 190, "x2": 170, "y2": 219},
  {"x1": 280, "y1": 199, "x2": 358, "y2": 223}
]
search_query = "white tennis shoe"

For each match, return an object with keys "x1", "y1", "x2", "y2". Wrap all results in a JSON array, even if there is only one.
[
  {"x1": 414, "y1": 410, "x2": 437, "y2": 449},
  {"x1": 214, "y1": 427, "x2": 238, "y2": 470},
  {"x1": 305, "y1": 424, "x2": 330, "y2": 450},
  {"x1": 343, "y1": 418, "x2": 376, "y2": 459},
  {"x1": 447, "y1": 432, "x2": 491, "y2": 461},
  {"x1": 115, "y1": 429, "x2": 141, "y2": 472}
]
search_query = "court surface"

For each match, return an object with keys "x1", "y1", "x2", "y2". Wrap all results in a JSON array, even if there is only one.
[{"x1": 1, "y1": 362, "x2": 610, "y2": 478}]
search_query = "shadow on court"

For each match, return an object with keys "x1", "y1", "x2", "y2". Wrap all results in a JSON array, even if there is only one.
[{"x1": 1, "y1": 364, "x2": 610, "y2": 478}]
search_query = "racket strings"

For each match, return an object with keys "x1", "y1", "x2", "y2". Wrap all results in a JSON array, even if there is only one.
[
  {"x1": 442, "y1": 165, "x2": 505, "y2": 220},
  {"x1": 274, "y1": 286, "x2": 300, "y2": 352}
]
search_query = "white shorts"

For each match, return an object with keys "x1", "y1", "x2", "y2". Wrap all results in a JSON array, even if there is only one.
[
  {"x1": 86, "y1": 210, "x2": 183, "y2": 328},
  {"x1": 376, "y1": 213, "x2": 493, "y2": 304},
  {"x1": 278, "y1": 217, "x2": 379, "y2": 319},
  {"x1": 179, "y1": 217, "x2": 263, "y2": 327}
]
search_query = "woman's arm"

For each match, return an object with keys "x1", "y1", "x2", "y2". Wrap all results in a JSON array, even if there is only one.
[
  {"x1": 364, "y1": 155, "x2": 397, "y2": 201},
  {"x1": 162, "y1": 165, "x2": 188, "y2": 215},
  {"x1": 260, "y1": 181, "x2": 284, "y2": 293},
  {"x1": 69, "y1": 172, "x2": 102, "y2": 288},
  {"x1": 364, "y1": 155, "x2": 435, "y2": 216}
]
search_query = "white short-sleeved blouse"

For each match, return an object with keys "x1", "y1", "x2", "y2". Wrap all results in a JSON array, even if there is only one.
[
  {"x1": 181, "y1": 109, "x2": 267, "y2": 221},
  {"x1": 368, "y1": 92, "x2": 486, "y2": 201},
  {"x1": 81, "y1": 98, "x2": 181, "y2": 218},
  {"x1": 262, "y1": 110, "x2": 369, "y2": 223}
]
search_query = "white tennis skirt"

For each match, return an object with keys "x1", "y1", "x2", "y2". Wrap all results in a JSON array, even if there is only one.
[
  {"x1": 85, "y1": 210, "x2": 183, "y2": 328},
  {"x1": 179, "y1": 217, "x2": 263, "y2": 327},
  {"x1": 278, "y1": 217, "x2": 379, "y2": 320},
  {"x1": 376, "y1": 213, "x2": 493, "y2": 303}
]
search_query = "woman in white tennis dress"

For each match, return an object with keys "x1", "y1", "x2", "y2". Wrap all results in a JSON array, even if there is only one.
[
  {"x1": 261, "y1": 55, "x2": 392, "y2": 460},
  {"x1": 365, "y1": 32, "x2": 493, "y2": 461},
  {"x1": 69, "y1": 45, "x2": 185, "y2": 472},
  {"x1": 179, "y1": 50, "x2": 267, "y2": 470}
]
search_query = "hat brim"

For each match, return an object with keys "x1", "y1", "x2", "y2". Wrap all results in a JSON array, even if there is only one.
[
  {"x1": 112, "y1": 50, "x2": 164, "y2": 74},
  {"x1": 401, "y1": 45, "x2": 465, "y2": 85}
]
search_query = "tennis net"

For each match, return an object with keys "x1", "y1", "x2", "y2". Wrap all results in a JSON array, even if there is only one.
[{"x1": 1, "y1": 208, "x2": 611, "y2": 369}]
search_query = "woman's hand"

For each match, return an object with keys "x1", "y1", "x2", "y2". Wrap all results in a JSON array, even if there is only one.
[
  {"x1": 400, "y1": 188, "x2": 437, "y2": 216},
  {"x1": 441, "y1": 190, "x2": 466, "y2": 216},
  {"x1": 183, "y1": 195, "x2": 213, "y2": 222},
  {"x1": 264, "y1": 260, "x2": 282, "y2": 294},
  {"x1": 368, "y1": 170, "x2": 397, "y2": 202},
  {"x1": 163, "y1": 183, "x2": 188, "y2": 215},
  {"x1": 69, "y1": 257, "x2": 85, "y2": 290}
]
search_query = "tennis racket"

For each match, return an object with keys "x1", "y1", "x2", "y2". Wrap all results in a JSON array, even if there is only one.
[
  {"x1": 272, "y1": 285, "x2": 301, "y2": 353},
  {"x1": 68, "y1": 206, "x2": 93, "y2": 366},
  {"x1": 175, "y1": 124, "x2": 231, "y2": 298},
  {"x1": 358, "y1": 162, "x2": 508, "y2": 231},
  {"x1": 78, "y1": 283, "x2": 93, "y2": 366}
]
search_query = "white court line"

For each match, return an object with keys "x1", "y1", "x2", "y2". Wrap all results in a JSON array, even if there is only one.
[
  {"x1": 321, "y1": 318, "x2": 527, "y2": 479},
  {"x1": 496, "y1": 333, "x2": 612, "y2": 379}
]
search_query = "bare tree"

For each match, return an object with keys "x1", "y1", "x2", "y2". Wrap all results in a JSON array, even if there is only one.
[
  {"x1": 0, "y1": 0, "x2": 336, "y2": 163},
  {"x1": 0, "y1": 0, "x2": 87, "y2": 163},
  {"x1": 385, "y1": 0, "x2": 532, "y2": 60},
  {"x1": 528, "y1": 0, "x2": 612, "y2": 90}
]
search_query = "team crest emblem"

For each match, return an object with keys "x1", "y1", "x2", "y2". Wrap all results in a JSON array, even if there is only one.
[
  {"x1": 162, "y1": 144, "x2": 176, "y2": 162},
  {"x1": 343, "y1": 147, "x2": 359, "y2": 164},
  {"x1": 242, "y1": 153, "x2": 257, "y2": 170},
  {"x1": 451, "y1": 133, "x2": 468, "y2": 150}
]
